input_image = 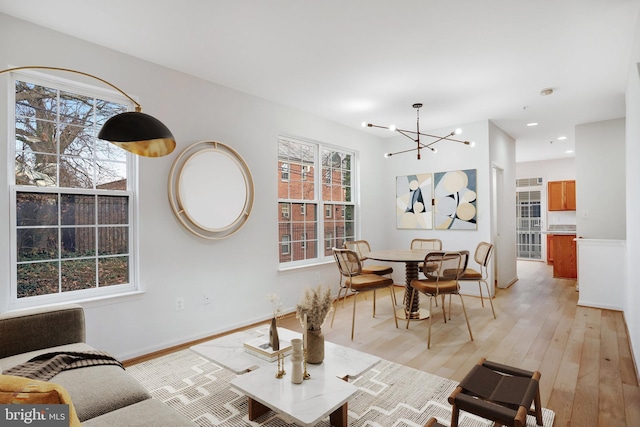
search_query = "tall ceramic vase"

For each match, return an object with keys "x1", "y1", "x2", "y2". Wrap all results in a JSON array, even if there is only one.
[
  {"x1": 269, "y1": 317, "x2": 280, "y2": 350},
  {"x1": 290, "y1": 338, "x2": 303, "y2": 384},
  {"x1": 306, "y1": 328, "x2": 324, "y2": 364}
]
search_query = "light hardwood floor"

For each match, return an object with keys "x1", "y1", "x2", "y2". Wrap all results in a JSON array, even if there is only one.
[
  {"x1": 127, "y1": 260, "x2": 639, "y2": 426},
  {"x1": 276, "y1": 260, "x2": 640, "y2": 427}
]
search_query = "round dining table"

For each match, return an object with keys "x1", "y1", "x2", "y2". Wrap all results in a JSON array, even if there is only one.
[{"x1": 366, "y1": 249, "x2": 431, "y2": 320}]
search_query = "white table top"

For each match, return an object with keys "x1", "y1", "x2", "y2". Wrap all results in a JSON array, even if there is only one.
[
  {"x1": 231, "y1": 367, "x2": 356, "y2": 426},
  {"x1": 191, "y1": 325, "x2": 380, "y2": 426}
]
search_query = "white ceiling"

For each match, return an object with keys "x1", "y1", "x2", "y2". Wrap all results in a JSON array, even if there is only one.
[{"x1": 1, "y1": 0, "x2": 639, "y2": 163}]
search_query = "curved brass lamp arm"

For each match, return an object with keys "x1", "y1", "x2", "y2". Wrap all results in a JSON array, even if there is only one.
[
  {"x1": 0, "y1": 65, "x2": 142, "y2": 111},
  {"x1": 0, "y1": 65, "x2": 176, "y2": 157}
]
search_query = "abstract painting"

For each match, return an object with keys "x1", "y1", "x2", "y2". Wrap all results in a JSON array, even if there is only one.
[
  {"x1": 434, "y1": 169, "x2": 477, "y2": 230},
  {"x1": 396, "y1": 173, "x2": 433, "y2": 229}
]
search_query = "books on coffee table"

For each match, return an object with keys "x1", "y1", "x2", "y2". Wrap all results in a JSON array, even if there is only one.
[{"x1": 243, "y1": 337, "x2": 292, "y2": 362}]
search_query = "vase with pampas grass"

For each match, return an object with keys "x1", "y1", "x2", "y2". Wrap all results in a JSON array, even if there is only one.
[{"x1": 296, "y1": 285, "x2": 333, "y2": 364}]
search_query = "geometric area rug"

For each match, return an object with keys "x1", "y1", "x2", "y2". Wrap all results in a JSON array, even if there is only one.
[{"x1": 127, "y1": 349, "x2": 555, "y2": 426}]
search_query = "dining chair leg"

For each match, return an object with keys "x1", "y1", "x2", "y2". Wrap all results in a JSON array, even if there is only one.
[
  {"x1": 482, "y1": 279, "x2": 497, "y2": 319},
  {"x1": 441, "y1": 294, "x2": 447, "y2": 323},
  {"x1": 330, "y1": 287, "x2": 345, "y2": 328},
  {"x1": 427, "y1": 296, "x2": 434, "y2": 349},
  {"x1": 458, "y1": 294, "x2": 474, "y2": 342},
  {"x1": 372, "y1": 289, "x2": 376, "y2": 317},
  {"x1": 405, "y1": 288, "x2": 417, "y2": 329},
  {"x1": 341, "y1": 287, "x2": 348, "y2": 308},
  {"x1": 448, "y1": 293, "x2": 452, "y2": 321},
  {"x1": 351, "y1": 292, "x2": 358, "y2": 340},
  {"x1": 477, "y1": 280, "x2": 485, "y2": 308},
  {"x1": 389, "y1": 286, "x2": 399, "y2": 329}
]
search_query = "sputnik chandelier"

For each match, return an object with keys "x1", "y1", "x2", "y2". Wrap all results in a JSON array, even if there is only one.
[{"x1": 362, "y1": 103, "x2": 474, "y2": 160}]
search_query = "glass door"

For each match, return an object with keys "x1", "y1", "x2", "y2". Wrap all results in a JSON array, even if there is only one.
[{"x1": 516, "y1": 181, "x2": 542, "y2": 259}]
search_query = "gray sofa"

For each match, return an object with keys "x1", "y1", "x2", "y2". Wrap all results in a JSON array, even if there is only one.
[{"x1": 0, "y1": 304, "x2": 194, "y2": 426}]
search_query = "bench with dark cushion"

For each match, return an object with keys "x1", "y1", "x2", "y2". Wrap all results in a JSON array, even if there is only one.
[{"x1": 448, "y1": 357, "x2": 543, "y2": 427}]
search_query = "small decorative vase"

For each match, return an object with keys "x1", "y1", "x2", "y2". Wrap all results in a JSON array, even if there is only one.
[
  {"x1": 290, "y1": 338, "x2": 304, "y2": 384},
  {"x1": 306, "y1": 328, "x2": 324, "y2": 364},
  {"x1": 269, "y1": 317, "x2": 280, "y2": 350}
]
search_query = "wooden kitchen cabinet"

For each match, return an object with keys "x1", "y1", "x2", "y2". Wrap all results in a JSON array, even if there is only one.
[
  {"x1": 547, "y1": 234, "x2": 554, "y2": 264},
  {"x1": 552, "y1": 234, "x2": 577, "y2": 279},
  {"x1": 548, "y1": 180, "x2": 576, "y2": 211}
]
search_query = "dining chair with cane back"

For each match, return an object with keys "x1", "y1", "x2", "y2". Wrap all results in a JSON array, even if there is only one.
[
  {"x1": 410, "y1": 238, "x2": 442, "y2": 274},
  {"x1": 410, "y1": 238, "x2": 443, "y2": 306},
  {"x1": 458, "y1": 242, "x2": 496, "y2": 319},
  {"x1": 331, "y1": 248, "x2": 399, "y2": 340},
  {"x1": 406, "y1": 251, "x2": 474, "y2": 348},
  {"x1": 344, "y1": 240, "x2": 394, "y2": 276},
  {"x1": 344, "y1": 240, "x2": 397, "y2": 306}
]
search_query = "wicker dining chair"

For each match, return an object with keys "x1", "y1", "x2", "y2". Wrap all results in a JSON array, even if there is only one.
[
  {"x1": 406, "y1": 250, "x2": 473, "y2": 348},
  {"x1": 458, "y1": 242, "x2": 496, "y2": 319},
  {"x1": 331, "y1": 248, "x2": 399, "y2": 340},
  {"x1": 410, "y1": 238, "x2": 442, "y2": 274},
  {"x1": 344, "y1": 240, "x2": 393, "y2": 277},
  {"x1": 344, "y1": 240, "x2": 397, "y2": 306}
]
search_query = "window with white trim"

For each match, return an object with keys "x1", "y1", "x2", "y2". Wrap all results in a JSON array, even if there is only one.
[
  {"x1": 281, "y1": 163, "x2": 289, "y2": 181},
  {"x1": 281, "y1": 234, "x2": 291, "y2": 255},
  {"x1": 9, "y1": 71, "x2": 137, "y2": 307},
  {"x1": 277, "y1": 136, "x2": 355, "y2": 266}
]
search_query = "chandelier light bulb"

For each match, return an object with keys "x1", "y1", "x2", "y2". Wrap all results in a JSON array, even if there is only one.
[
  {"x1": 454, "y1": 128, "x2": 462, "y2": 135},
  {"x1": 361, "y1": 121, "x2": 368, "y2": 127},
  {"x1": 469, "y1": 141, "x2": 476, "y2": 147},
  {"x1": 431, "y1": 147, "x2": 438, "y2": 153},
  {"x1": 384, "y1": 152, "x2": 392, "y2": 158},
  {"x1": 389, "y1": 125, "x2": 397, "y2": 132}
]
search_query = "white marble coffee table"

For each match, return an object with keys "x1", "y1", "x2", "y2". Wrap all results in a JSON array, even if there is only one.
[
  {"x1": 231, "y1": 366, "x2": 356, "y2": 426},
  {"x1": 191, "y1": 325, "x2": 381, "y2": 426}
]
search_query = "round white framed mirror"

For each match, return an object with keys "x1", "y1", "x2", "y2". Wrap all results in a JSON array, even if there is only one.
[{"x1": 168, "y1": 140, "x2": 254, "y2": 239}]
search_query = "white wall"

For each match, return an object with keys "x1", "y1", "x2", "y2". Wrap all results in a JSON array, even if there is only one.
[
  {"x1": 625, "y1": 24, "x2": 640, "y2": 377},
  {"x1": 0, "y1": 14, "x2": 392, "y2": 359},
  {"x1": 575, "y1": 118, "x2": 626, "y2": 240},
  {"x1": 516, "y1": 157, "x2": 575, "y2": 181}
]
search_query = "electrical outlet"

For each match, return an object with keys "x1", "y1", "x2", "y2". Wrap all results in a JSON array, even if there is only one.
[
  {"x1": 175, "y1": 297, "x2": 184, "y2": 311},
  {"x1": 203, "y1": 293, "x2": 211, "y2": 305}
]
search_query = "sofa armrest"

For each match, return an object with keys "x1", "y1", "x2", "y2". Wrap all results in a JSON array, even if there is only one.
[{"x1": 0, "y1": 304, "x2": 85, "y2": 359}]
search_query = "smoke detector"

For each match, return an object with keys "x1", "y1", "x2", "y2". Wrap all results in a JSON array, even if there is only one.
[{"x1": 540, "y1": 88, "x2": 554, "y2": 96}]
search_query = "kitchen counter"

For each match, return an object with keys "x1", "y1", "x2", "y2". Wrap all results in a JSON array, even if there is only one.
[{"x1": 543, "y1": 225, "x2": 576, "y2": 235}]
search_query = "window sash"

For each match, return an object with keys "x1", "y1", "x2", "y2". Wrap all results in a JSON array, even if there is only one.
[
  {"x1": 277, "y1": 136, "x2": 356, "y2": 267},
  {"x1": 8, "y1": 70, "x2": 138, "y2": 308}
]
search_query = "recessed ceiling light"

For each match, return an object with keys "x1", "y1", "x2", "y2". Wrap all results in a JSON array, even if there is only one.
[
  {"x1": 565, "y1": 150, "x2": 574, "y2": 154},
  {"x1": 558, "y1": 136, "x2": 567, "y2": 140},
  {"x1": 527, "y1": 122, "x2": 538, "y2": 127}
]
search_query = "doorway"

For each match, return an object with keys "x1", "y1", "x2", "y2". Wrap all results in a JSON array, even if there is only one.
[{"x1": 516, "y1": 178, "x2": 543, "y2": 260}]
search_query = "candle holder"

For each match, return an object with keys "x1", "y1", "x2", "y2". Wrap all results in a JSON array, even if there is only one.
[{"x1": 275, "y1": 352, "x2": 286, "y2": 379}]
